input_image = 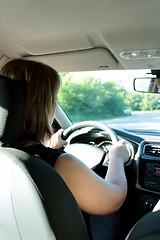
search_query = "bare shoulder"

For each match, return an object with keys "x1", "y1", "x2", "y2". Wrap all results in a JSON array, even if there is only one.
[
  {"x1": 54, "y1": 153, "x2": 93, "y2": 185},
  {"x1": 54, "y1": 153, "x2": 87, "y2": 171}
]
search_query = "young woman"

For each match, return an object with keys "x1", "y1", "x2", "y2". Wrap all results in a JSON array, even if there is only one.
[{"x1": 1, "y1": 59, "x2": 129, "y2": 239}]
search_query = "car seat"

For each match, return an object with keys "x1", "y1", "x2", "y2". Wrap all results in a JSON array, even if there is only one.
[
  {"x1": 125, "y1": 210, "x2": 160, "y2": 240},
  {"x1": 0, "y1": 75, "x2": 90, "y2": 240}
]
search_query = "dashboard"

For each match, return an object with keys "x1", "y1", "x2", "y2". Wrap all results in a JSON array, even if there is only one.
[
  {"x1": 137, "y1": 140, "x2": 160, "y2": 194},
  {"x1": 63, "y1": 125, "x2": 160, "y2": 235},
  {"x1": 111, "y1": 128, "x2": 160, "y2": 236},
  {"x1": 115, "y1": 129, "x2": 160, "y2": 194},
  {"x1": 114, "y1": 128, "x2": 160, "y2": 216}
]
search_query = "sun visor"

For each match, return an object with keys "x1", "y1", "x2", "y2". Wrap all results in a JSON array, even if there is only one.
[{"x1": 24, "y1": 48, "x2": 123, "y2": 72}]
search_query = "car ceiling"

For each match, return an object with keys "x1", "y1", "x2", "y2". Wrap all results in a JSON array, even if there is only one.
[{"x1": 0, "y1": 0, "x2": 160, "y2": 72}]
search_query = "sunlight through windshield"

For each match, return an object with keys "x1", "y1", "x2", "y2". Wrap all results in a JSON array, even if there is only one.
[{"x1": 58, "y1": 69, "x2": 160, "y2": 133}]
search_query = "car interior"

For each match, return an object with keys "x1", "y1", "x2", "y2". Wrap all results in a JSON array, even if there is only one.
[{"x1": 1, "y1": 0, "x2": 160, "y2": 239}]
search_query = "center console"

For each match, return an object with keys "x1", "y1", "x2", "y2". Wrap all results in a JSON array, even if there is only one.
[{"x1": 137, "y1": 140, "x2": 160, "y2": 194}]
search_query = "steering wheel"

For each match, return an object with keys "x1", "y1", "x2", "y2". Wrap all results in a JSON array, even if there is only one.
[
  {"x1": 62, "y1": 121, "x2": 119, "y2": 169},
  {"x1": 62, "y1": 120, "x2": 119, "y2": 142}
]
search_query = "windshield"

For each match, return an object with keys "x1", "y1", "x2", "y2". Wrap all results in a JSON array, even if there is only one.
[{"x1": 58, "y1": 69, "x2": 160, "y2": 133}]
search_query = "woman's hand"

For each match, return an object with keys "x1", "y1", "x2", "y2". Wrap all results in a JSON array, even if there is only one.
[
  {"x1": 46, "y1": 129, "x2": 67, "y2": 149},
  {"x1": 109, "y1": 140, "x2": 129, "y2": 164}
]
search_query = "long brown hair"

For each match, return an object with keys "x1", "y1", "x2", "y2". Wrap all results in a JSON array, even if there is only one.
[{"x1": 1, "y1": 59, "x2": 60, "y2": 145}]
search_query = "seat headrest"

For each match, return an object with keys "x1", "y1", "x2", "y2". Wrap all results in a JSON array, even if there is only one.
[{"x1": 0, "y1": 75, "x2": 25, "y2": 145}]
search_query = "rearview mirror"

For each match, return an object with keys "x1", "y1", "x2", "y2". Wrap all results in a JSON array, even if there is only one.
[{"x1": 134, "y1": 77, "x2": 160, "y2": 93}]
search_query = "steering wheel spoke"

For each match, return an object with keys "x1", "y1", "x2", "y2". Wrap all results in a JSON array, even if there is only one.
[{"x1": 63, "y1": 121, "x2": 119, "y2": 169}]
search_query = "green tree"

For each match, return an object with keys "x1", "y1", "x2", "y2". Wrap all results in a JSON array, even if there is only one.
[
  {"x1": 125, "y1": 92, "x2": 143, "y2": 111},
  {"x1": 58, "y1": 73, "x2": 105, "y2": 121},
  {"x1": 125, "y1": 91, "x2": 160, "y2": 112},
  {"x1": 102, "y1": 81, "x2": 126, "y2": 117},
  {"x1": 58, "y1": 73, "x2": 127, "y2": 122},
  {"x1": 59, "y1": 73, "x2": 160, "y2": 122}
]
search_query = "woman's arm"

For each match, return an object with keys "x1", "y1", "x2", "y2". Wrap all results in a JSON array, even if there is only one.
[{"x1": 54, "y1": 140, "x2": 129, "y2": 215}]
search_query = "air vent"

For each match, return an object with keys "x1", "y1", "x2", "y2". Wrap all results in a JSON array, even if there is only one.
[{"x1": 144, "y1": 144, "x2": 160, "y2": 157}]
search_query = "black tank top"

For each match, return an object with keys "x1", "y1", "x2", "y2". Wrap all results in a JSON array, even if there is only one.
[{"x1": 21, "y1": 144, "x2": 65, "y2": 167}]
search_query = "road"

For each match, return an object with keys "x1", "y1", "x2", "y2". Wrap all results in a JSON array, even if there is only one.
[{"x1": 100, "y1": 112, "x2": 160, "y2": 132}]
